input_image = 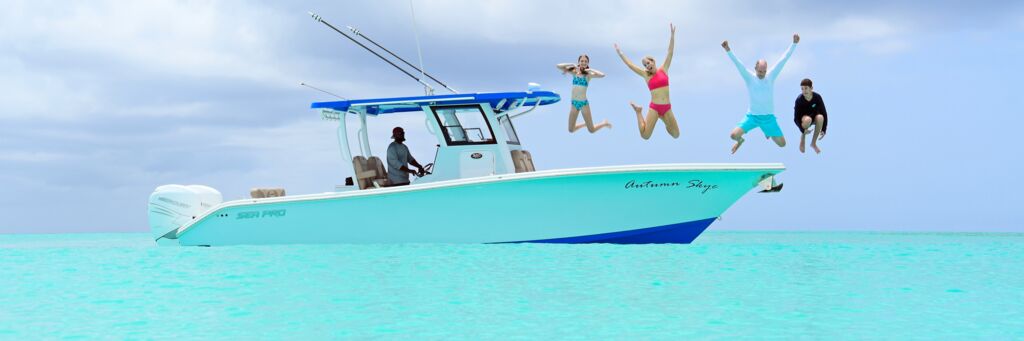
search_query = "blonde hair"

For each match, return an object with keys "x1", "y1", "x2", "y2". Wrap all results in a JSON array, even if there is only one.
[{"x1": 643, "y1": 56, "x2": 656, "y2": 75}]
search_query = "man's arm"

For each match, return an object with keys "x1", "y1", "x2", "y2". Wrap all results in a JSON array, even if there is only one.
[
  {"x1": 408, "y1": 156, "x2": 423, "y2": 171},
  {"x1": 794, "y1": 97, "x2": 805, "y2": 133},
  {"x1": 768, "y1": 34, "x2": 799, "y2": 80},
  {"x1": 816, "y1": 93, "x2": 828, "y2": 135},
  {"x1": 723, "y1": 40, "x2": 752, "y2": 81}
]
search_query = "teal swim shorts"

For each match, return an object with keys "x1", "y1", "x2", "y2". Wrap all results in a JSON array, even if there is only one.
[{"x1": 738, "y1": 114, "x2": 783, "y2": 138}]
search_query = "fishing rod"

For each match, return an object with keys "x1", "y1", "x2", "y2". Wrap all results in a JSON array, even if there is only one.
[
  {"x1": 309, "y1": 11, "x2": 435, "y2": 94},
  {"x1": 344, "y1": 26, "x2": 457, "y2": 94},
  {"x1": 300, "y1": 82, "x2": 346, "y2": 100}
]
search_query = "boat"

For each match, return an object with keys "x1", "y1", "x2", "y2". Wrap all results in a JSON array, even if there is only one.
[
  {"x1": 147, "y1": 88, "x2": 784, "y2": 246},
  {"x1": 146, "y1": 12, "x2": 783, "y2": 246}
]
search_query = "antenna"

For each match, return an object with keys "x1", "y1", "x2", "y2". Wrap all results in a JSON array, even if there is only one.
[
  {"x1": 309, "y1": 11, "x2": 435, "y2": 94},
  {"x1": 300, "y1": 82, "x2": 346, "y2": 100}
]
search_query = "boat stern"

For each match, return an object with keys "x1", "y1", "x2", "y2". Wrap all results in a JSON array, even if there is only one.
[{"x1": 147, "y1": 185, "x2": 222, "y2": 244}]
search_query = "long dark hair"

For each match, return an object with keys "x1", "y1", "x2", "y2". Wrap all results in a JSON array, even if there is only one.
[{"x1": 569, "y1": 54, "x2": 589, "y2": 76}]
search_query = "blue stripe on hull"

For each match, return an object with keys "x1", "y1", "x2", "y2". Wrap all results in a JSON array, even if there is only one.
[{"x1": 497, "y1": 217, "x2": 717, "y2": 244}]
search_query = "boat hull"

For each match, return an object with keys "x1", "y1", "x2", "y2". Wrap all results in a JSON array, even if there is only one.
[{"x1": 164, "y1": 164, "x2": 782, "y2": 246}]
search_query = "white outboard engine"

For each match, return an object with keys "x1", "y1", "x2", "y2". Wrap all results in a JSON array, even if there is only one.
[{"x1": 148, "y1": 185, "x2": 222, "y2": 242}]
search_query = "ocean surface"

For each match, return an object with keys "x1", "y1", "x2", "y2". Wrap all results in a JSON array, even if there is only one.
[{"x1": 0, "y1": 232, "x2": 1021, "y2": 339}]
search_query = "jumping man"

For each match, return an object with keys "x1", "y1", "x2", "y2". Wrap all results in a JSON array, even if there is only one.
[{"x1": 722, "y1": 34, "x2": 799, "y2": 153}]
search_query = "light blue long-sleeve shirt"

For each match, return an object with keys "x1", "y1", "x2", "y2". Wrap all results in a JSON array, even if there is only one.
[
  {"x1": 727, "y1": 43, "x2": 797, "y2": 116},
  {"x1": 386, "y1": 142, "x2": 412, "y2": 185}
]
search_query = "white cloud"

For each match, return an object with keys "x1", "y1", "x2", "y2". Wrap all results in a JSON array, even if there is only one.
[
  {"x1": 0, "y1": 57, "x2": 100, "y2": 119},
  {"x1": 863, "y1": 40, "x2": 911, "y2": 55},
  {"x1": 396, "y1": 0, "x2": 761, "y2": 49},
  {"x1": 0, "y1": 151, "x2": 72, "y2": 163},
  {"x1": 819, "y1": 16, "x2": 910, "y2": 55},
  {"x1": 0, "y1": 1, "x2": 294, "y2": 120},
  {"x1": 0, "y1": 1, "x2": 287, "y2": 82},
  {"x1": 386, "y1": 1, "x2": 914, "y2": 54},
  {"x1": 821, "y1": 17, "x2": 902, "y2": 41}
]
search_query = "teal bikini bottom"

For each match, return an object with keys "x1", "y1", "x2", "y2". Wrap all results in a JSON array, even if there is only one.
[{"x1": 572, "y1": 99, "x2": 589, "y2": 110}]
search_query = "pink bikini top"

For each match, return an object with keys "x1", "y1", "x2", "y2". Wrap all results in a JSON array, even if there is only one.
[{"x1": 647, "y1": 68, "x2": 669, "y2": 90}]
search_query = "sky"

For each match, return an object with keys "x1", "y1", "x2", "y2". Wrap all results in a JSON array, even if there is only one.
[{"x1": 1, "y1": 1, "x2": 1022, "y2": 234}]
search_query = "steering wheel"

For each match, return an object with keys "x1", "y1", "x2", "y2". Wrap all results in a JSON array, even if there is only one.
[{"x1": 416, "y1": 163, "x2": 434, "y2": 178}]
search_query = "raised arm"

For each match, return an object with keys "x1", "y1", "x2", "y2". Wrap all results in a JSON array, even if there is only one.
[
  {"x1": 614, "y1": 43, "x2": 646, "y2": 77},
  {"x1": 722, "y1": 40, "x2": 753, "y2": 81},
  {"x1": 662, "y1": 23, "x2": 676, "y2": 71},
  {"x1": 768, "y1": 34, "x2": 799, "y2": 80},
  {"x1": 587, "y1": 68, "x2": 606, "y2": 78},
  {"x1": 555, "y1": 63, "x2": 575, "y2": 74}
]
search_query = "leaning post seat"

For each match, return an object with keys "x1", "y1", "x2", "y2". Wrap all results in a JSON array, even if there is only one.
[
  {"x1": 510, "y1": 150, "x2": 536, "y2": 173},
  {"x1": 510, "y1": 150, "x2": 526, "y2": 173},
  {"x1": 352, "y1": 156, "x2": 375, "y2": 189},
  {"x1": 365, "y1": 156, "x2": 391, "y2": 188},
  {"x1": 522, "y1": 150, "x2": 536, "y2": 172},
  {"x1": 250, "y1": 188, "x2": 286, "y2": 198}
]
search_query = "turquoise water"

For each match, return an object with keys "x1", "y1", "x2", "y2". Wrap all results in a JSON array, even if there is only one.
[{"x1": 1, "y1": 232, "x2": 1022, "y2": 339}]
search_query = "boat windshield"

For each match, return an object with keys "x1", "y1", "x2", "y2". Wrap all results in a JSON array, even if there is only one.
[{"x1": 432, "y1": 105, "x2": 496, "y2": 146}]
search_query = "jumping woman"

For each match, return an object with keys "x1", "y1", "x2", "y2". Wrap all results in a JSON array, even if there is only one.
[
  {"x1": 556, "y1": 54, "x2": 612, "y2": 133},
  {"x1": 614, "y1": 23, "x2": 680, "y2": 139}
]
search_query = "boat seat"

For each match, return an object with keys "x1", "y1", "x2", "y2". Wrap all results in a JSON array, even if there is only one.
[
  {"x1": 352, "y1": 156, "x2": 377, "y2": 189},
  {"x1": 510, "y1": 150, "x2": 526, "y2": 173},
  {"x1": 511, "y1": 150, "x2": 536, "y2": 173},
  {"x1": 522, "y1": 150, "x2": 536, "y2": 172},
  {"x1": 366, "y1": 156, "x2": 391, "y2": 188},
  {"x1": 250, "y1": 188, "x2": 286, "y2": 198}
]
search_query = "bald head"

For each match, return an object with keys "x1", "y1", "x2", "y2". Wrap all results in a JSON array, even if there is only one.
[{"x1": 755, "y1": 59, "x2": 768, "y2": 79}]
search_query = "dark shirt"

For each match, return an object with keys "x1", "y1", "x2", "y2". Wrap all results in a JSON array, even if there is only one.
[{"x1": 793, "y1": 92, "x2": 828, "y2": 134}]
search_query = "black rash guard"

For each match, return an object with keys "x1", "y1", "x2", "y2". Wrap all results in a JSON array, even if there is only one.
[{"x1": 794, "y1": 91, "x2": 828, "y2": 134}]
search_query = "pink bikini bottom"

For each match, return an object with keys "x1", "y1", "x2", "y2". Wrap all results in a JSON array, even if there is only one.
[{"x1": 649, "y1": 102, "x2": 672, "y2": 117}]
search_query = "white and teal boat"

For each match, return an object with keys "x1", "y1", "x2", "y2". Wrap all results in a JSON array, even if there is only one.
[{"x1": 148, "y1": 88, "x2": 784, "y2": 246}]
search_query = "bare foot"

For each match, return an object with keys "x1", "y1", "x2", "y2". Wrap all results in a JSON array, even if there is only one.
[
  {"x1": 799, "y1": 140, "x2": 806, "y2": 153},
  {"x1": 811, "y1": 143, "x2": 821, "y2": 154},
  {"x1": 629, "y1": 102, "x2": 642, "y2": 113},
  {"x1": 600, "y1": 119, "x2": 612, "y2": 129},
  {"x1": 731, "y1": 137, "x2": 745, "y2": 154}
]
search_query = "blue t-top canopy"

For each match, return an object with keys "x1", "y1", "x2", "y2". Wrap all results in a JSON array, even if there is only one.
[{"x1": 310, "y1": 90, "x2": 560, "y2": 115}]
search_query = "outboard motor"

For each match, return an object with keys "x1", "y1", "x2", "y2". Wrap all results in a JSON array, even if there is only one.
[{"x1": 147, "y1": 185, "x2": 222, "y2": 242}]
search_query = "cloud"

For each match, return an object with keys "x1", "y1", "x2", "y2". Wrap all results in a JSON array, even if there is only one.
[
  {"x1": 818, "y1": 16, "x2": 910, "y2": 55},
  {"x1": 374, "y1": 1, "x2": 909, "y2": 51},
  {"x1": 0, "y1": 56, "x2": 100, "y2": 120},
  {"x1": 0, "y1": 151, "x2": 71, "y2": 163},
  {"x1": 822, "y1": 17, "x2": 902, "y2": 41},
  {"x1": 1, "y1": 1, "x2": 287, "y2": 80}
]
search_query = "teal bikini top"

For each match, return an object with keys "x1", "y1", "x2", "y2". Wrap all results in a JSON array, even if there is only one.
[{"x1": 572, "y1": 74, "x2": 589, "y2": 87}]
